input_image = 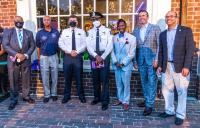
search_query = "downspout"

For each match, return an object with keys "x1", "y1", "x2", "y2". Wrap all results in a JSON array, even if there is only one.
[{"x1": 179, "y1": 0, "x2": 182, "y2": 25}]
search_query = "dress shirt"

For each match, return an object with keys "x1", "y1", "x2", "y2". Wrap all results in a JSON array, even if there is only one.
[
  {"x1": 15, "y1": 28, "x2": 23, "y2": 49},
  {"x1": 86, "y1": 25, "x2": 113, "y2": 60},
  {"x1": 140, "y1": 23, "x2": 148, "y2": 42},
  {"x1": 59, "y1": 27, "x2": 86, "y2": 54},
  {"x1": 167, "y1": 25, "x2": 177, "y2": 61}
]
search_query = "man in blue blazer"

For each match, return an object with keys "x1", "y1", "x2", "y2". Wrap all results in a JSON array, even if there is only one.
[
  {"x1": 157, "y1": 11, "x2": 195, "y2": 125},
  {"x1": 133, "y1": 10, "x2": 161, "y2": 116},
  {"x1": 3, "y1": 16, "x2": 36, "y2": 110}
]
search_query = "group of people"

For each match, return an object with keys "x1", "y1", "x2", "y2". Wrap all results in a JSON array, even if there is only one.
[{"x1": 0, "y1": 10, "x2": 195, "y2": 126}]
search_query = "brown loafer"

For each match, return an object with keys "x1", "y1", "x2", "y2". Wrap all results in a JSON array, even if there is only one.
[{"x1": 112, "y1": 100, "x2": 122, "y2": 106}]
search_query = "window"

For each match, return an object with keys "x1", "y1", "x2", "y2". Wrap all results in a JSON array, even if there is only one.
[{"x1": 36, "y1": 0, "x2": 147, "y2": 33}]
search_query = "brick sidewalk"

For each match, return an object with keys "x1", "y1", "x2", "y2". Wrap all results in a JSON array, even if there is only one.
[{"x1": 0, "y1": 97, "x2": 200, "y2": 128}]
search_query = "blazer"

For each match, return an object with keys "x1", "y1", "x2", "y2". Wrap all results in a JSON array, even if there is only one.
[
  {"x1": 158, "y1": 25, "x2": 195, "y2": 73},
  {"x1": 2, "y1": 27, "x2": 35, "y2": 67},
  {"x1": 133, "y1": 23, "x2": 161, "y2": 66},
  {"x1": 111, "y1": 32, "x2": 136, "y2": 71}
]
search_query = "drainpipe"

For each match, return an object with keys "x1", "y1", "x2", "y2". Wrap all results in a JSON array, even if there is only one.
[{"x1": 179, "y1": 0, "x2": 182, "y2": 25}]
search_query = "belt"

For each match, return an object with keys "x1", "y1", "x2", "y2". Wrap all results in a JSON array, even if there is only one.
[{"x1": 168, "y1": 60, "x2": 174, "y2": 63}]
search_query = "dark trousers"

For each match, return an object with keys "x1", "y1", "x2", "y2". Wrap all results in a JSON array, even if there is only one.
[
  {"x1": 91, "y1": 57, "x2": 110, "y2": 105},
  {"x1": 8, "y1": 64, "x2": 31, "y2": 104},
  {"x1": 0, "y1": 72, "x2": 8, "y2": 96},
  {"x1": 63, "y1": 54, "x2": 85, "y2": 99}
]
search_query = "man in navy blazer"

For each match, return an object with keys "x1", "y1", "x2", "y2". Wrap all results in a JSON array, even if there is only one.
[
  {"x1": 3, "y1": 16, "x2": 36, "y2": 110},
  {"x1": 157, "y1": 11, "x2": 195, "y2": 125},
  {"x1": 133, "y1": 10, "x2": 161, "y2": 116}
]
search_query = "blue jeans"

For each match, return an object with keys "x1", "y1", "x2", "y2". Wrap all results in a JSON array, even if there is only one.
[
  {"x1": 138, "y1": 63, "x2": 157, "y2": 108},
  {"x1": 115, "y1": 69, "x2": 131, "y2": 104},
  {"x1": 40, "y1": 54, "x2": 58, "y2": 98}
]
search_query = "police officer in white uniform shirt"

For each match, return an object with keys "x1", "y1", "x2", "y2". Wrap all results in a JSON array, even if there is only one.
[
  {"x1": 59, "y1": 14, "x2": 86, "y2": 104},
  {"x1": 86, "y1": 12, "x2": 113, "y2": 111}
]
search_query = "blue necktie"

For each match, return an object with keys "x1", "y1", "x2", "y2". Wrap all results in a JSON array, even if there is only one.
[{"x1": 18, "y1": 30, "x2": 23, "y2": 48}]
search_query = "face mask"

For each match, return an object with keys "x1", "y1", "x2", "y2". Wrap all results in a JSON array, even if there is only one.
[
  {"x1": 15, "y1": 22, "x2": 24, "y2": 29},
  {"x1": 69, "y1": 21, "x2": 77, "y2": 27},
  {"x1": 93, "y1": 20, "x2": 101, "y2": 28}
]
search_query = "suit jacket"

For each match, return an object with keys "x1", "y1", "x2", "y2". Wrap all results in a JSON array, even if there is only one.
[
  {"x1": 133, "y1": 23, "x2": 161, "y2": 66},
  {"x1": 111, "y1": 32, "x2": 136, "y2": 71},
  {"x1": 158, "y1": 25, "x2": 195, "y2": 73},
  {"x1": 2, "y1": 27, "x2": 35, "y2": 67}
]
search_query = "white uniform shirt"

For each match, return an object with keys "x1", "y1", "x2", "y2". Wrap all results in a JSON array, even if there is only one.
[
  {"x1": 58, "y1": 27, "x2": 86, "y2": 54},
  {"x1": 86, "y1": 25, "x2": 113, "y2": 60}
]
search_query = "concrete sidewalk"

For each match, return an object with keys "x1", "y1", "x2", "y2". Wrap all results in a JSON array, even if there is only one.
[{"x1": 0, "y1": 97, "x2": 199, "y2": 128}]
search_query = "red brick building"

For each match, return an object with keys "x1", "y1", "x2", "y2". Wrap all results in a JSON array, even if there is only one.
[{"x1": 0, "y1": 0, "x2": 200, "y2": 99}]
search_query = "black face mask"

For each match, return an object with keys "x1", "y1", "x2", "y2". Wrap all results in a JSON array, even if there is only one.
[
  {"x1": 69, "y1": 21, "x2": 76, "y2": 27},
  {"x1": 15, "y1": 22, "x2": 24, "y2": 29}
]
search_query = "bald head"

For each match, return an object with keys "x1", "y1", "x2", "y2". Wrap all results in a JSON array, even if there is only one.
[
  {"x1": 165, "y1": 11, "x2": 178, "y2": 29},
  {"x1": 14, "y1": 16, "x2": 24, "y2": 29},
  {"x1": 14, "y1": 16, "x2": 24, "y2": 22},
  {"x1": 43, "y1": 16, "x2": 51, "y2": 28}
]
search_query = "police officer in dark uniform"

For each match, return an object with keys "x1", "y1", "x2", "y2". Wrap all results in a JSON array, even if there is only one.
[{"x1": 86, "y1": 12, "x2": 113, "y2": 110}]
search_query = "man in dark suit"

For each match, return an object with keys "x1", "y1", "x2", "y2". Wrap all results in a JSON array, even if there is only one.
[
  {"x1": 157, "y1": 11, "x2": 195, "y2": 125},
  {"x1": 2, "y1": 16, "x2": 36, "y2": 110}
]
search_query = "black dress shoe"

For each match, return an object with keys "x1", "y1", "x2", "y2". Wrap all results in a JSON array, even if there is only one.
[
  {"x1": 62, "y1": 98, "x2": 70, "y2": 104},
  {"x1": 91, "y1": 100, "x2": 100, "y2": 105},
  {"x1": 137, "y1": 102, "x2": 145, "y2": 107},
  {"x1": 158, "y1": 112, "x2": 174, "y2": 118},
  {"x1": 175, "y1": 117, "x2": 184, "y2": 125},
  {"x1": 43, "y1": 98, "x2": 49, "y2": 103},
  {"x1": 80, "y1": 98, "x2": 86, "y2": 103},
  {"x1": 8, "y1": 102, "x2": 17, "y2": 110},
  {"x1": 102, "y1": 104, "x2": 108, "y2": 111},
  {"x1": 51, "y1": 96, "x2": 58, "y2": 101},
  {"x1": 143, "y1": 107, "x2": 152, "y2": 116},
  {"x1": 23, "y1": 98, "x2": 35, "y2": 104}
]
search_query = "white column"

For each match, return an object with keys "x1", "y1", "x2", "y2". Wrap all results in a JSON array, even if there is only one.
[
  {"x1": 147, "y1": 0, "x2": 171, "y2": 31},
  {"x1": 16, "y1": 0, "x2": 37, "y2": 33}
]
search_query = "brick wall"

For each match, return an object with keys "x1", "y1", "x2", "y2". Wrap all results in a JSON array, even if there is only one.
[
  {"x1": 171, "y1": 0, "x2": 200, "y2": 47},
  {"x1": 30, "y1": 65, "x2": 198, "y2": 99},
  {"x1": 0, "y1": 0, "x2": 16, "y2": 28}
]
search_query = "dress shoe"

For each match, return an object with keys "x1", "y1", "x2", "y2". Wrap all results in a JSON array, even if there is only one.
[
  {"x1": 123, "y1": 103, "x2": 129, "y2": 111},
  {"x1": 61, "y1": 98, "x2": 70, "y2": 104},
  {"x1": 43, "y1": 97, "x2": 49, "y2": 103},
  {"x1": 175, "y1": 117, "x2": 184, "y2": 125},
  {"x1": 102, "y1": 104, "x2": 108, "y2": 111},
  {"x1": 137, "y1": 102, "x2": 145, "y2": 107},
  {"x1": 23, "y1": 97, "x2": 35, "y2": 104},
  {"x1": 8, "y1": 102, "x2": 17, "y2": 110},
  {"x1": 91, "y1": 100, "x2": 100, "y2": 105},
  {"x1": 112, "y1": 100, "x2": 122, "y2": 106},
  {"x1": 51, "y1": 96, "x2": 58, "y2": 101},
  {"x1": 80, "y1": 98, "x2": 86, "y2": 103},
  {"x1": 143, "y1": 107, "x2": 152, "y2": 116},
  {"x1": 158, "y1": 112, "x2": 174, "y2": 118}
]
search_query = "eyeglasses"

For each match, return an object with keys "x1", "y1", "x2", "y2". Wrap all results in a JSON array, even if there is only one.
[{"x1": 165, "y1": 15, "x2": 177, "y2": 18}]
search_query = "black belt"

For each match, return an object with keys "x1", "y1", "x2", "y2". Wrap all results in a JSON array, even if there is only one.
[{"x1": 168, "y1": 61, "x2": 174, "y2": 63}]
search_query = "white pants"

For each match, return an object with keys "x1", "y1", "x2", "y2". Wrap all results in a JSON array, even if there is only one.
[{"x1": 162, "y1": 62, "x2": 190, "y2": 119}]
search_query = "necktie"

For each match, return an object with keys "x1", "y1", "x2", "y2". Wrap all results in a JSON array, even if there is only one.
[
  {"x1": 96, "y1": 28, "x2": 100, "y2": 54},
  {"x1": 72, "y1": 30, "x2": 76, "y2": 50},
  {"x1": 18, "y1": 30, "x2": 23, "y2": 48}
]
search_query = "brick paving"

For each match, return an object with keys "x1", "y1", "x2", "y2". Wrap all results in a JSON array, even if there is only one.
[{"x1": 0, "y1": 97, "x2": 200, "y2": 128}]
